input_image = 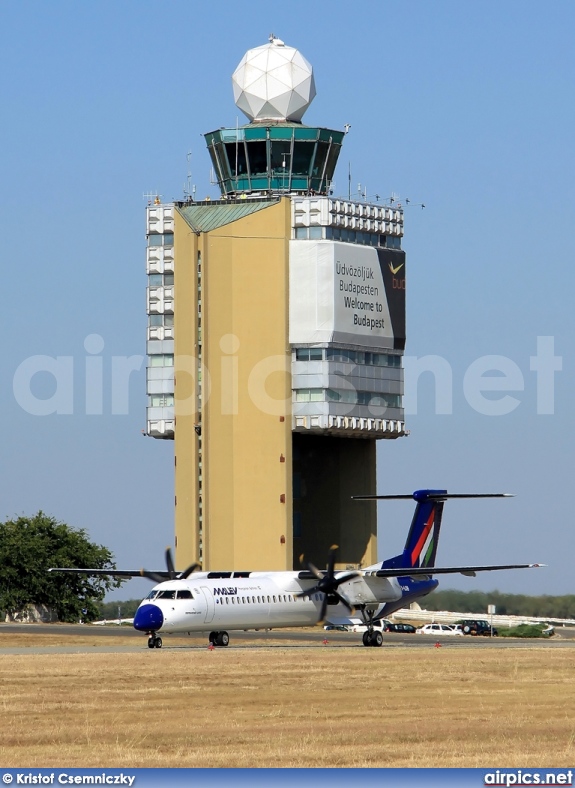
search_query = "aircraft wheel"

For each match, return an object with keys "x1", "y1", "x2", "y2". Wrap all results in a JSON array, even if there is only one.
[
  {"x1": 216, "y1": 631, "x2": 229, "y2": 647},
  {"x1": 371, "y1": 631, "x2": 383, "y2": 647},
  {"x1": 147, "y1": 636, "x2": 155, "y2": 649},
  {"x1": 209, "y1": 631, "x2": 217, "y2": 644},
  {"x1": 154, "y1": 637, "x2": 162, "y2": 649},
  {"x1": 362, "y1": 631, "x2": 370, "y2": 647}
]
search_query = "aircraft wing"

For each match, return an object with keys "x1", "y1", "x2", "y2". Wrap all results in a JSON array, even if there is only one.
[
  {"x1": 372, "y1": 563, "x2": 544, "y2": 579},
  {"x1": 48, "y1": 568, "x2": 171, "y2": 578}
]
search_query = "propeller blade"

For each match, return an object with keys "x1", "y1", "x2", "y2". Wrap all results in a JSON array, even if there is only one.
[
  {"x1": 139, "y1": 569, "x2": 167, "y2": 584},
  {"x1": 333, "y1": 570, "x2": 361, "y2": 587},
  {"x1": 295, "y1": 586, "x2": 320, "y2": 599},
  {"x1": 319, "y1": 594, "x2": 329, "y2": 622},
  {"x1": 180, "y1": 562, "x2": 202, "y2": 579},
  {"x1": 327, "y1": 545, "x2": 338, "y2": 576},
  {"x1": 165, "y1": 548, "x2": 176, "y2": 580},
  {"x1": 335, "y1": 592, "x2": 354, "y2": 613},
  {"x1": 305, "y1": 561, "x2": 324, "y2": 583}
]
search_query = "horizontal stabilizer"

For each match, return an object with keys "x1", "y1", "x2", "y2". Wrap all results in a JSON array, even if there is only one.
[{"x1": 353, "y1": 492, "x2": 514, "y2": 501}]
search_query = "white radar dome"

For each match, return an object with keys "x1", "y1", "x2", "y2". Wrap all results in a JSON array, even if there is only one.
[{"x1": 232, "y1": 35, "x2": 316, "y2": 123}]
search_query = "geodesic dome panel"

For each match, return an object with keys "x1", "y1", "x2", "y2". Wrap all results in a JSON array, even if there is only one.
[{"x1": 232, "y1": 39, "x2": 316, "y2": 123}]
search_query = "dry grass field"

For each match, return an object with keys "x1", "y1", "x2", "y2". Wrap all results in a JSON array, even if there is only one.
[{"x1": 1, "y1": 635, "x2": 574, "y2": 768}]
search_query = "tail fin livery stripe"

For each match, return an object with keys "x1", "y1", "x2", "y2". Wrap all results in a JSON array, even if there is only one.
[
  {"x1": 410, "y1": 510, "x2": 435, "y2": 566},
  {"x1": 421, "y1": 533, "x2": 435, "y2": 566},
  {"x1": 420, "y1": 527, "x2": 436, "y2": 568},
  {"x1": 422, "y1": 538, "x2": 435, "y2": 567},
  {"x1": 421, "y1": 502, "x2": 443, "y2": 568}
]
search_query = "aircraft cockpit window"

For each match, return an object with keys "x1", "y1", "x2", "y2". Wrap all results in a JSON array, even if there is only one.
[
  {"x1": 157, "y1": 590, "x2": 176, "y2": 600},
  {"x1": 177, "y1": 590, "x2": 193, "y2": 599},
  {"x1": 146, "y1": 590, "x2": 159, "y2": 600}
]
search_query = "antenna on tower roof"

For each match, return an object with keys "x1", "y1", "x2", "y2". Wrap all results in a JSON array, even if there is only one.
[
  {"x1": 348, "y1": 162, "x2": 351, "y2": 200},
  {"x1": 404, "y1": 197, "x2": 426, "y2": 209},
  {"x1": 183, "y1": 151, "x2": 195, "y2": 203},
  {"x1": 143, "y1": 191, "x2": 162, "y2": 206}
]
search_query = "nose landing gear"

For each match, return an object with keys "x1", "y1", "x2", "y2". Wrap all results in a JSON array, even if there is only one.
[
  {"x1": 208, "y1": 631, "x2": 230, "y2": 647},
  {"x1": 147, "y1": 633, "x2": 163, "y2": 649}
]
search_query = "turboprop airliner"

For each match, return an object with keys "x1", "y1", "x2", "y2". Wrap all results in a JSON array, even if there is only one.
[{"x1": 49, "y1": 490, "x2": 542, "y2": 648}]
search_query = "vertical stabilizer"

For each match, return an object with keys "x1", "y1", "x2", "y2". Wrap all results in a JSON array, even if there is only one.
[{"x1": 380, "y1": 489, "x2": 446, "y2": 570}]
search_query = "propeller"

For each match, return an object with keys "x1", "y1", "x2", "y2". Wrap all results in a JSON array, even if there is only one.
[
  {"x1": 140, "y1": 547, "x2": 201, "y2": 583},
  {"x1": 296, "y1": 545, "x2": 361, "y2": 622}
]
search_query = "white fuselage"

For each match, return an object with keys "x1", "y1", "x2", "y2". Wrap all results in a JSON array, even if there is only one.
[{"x1": 134, "y1": 570, "x2": 403, "y2": 635}]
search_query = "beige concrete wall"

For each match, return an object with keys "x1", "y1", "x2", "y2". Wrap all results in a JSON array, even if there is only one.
[{"x1": 175, "y1": 200, "x2": 293, "y2": 571}]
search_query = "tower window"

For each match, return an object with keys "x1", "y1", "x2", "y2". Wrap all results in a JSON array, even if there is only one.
[{"x1": 295, "y1": 348, "x2": 323, "y2": 361}]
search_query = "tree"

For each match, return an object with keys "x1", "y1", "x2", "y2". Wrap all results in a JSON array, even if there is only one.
[
  {"x1": 423, "y1": 589, "x2": 575, "y2": 619},
  {"x1": 0, "y1": 512, "x2": 126, "y2": 622},
  {"x1": 97, "y1": 598, "x2": 142, "y2": 620}
]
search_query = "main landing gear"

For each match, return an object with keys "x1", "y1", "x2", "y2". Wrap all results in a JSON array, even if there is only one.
[
  {"x1": 362, "y1": 629, "x2": 383, "y2": 647},
  {"x1": 359, "y1": 608, "x2": 384, "y2": 647},
  {"x1": 209, "y1": 631, "x2": 230, "y2": 647},
  {"x1": 147, "y1": 633, "x2": 162, "y2": 649}
]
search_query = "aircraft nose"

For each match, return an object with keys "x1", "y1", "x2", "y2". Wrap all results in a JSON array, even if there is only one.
[{"x1": 133, "y1": 603, "x2": 164, "y2": 632}]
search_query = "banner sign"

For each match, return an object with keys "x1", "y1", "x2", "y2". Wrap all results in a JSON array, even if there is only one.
[{"x1": 289, "y1": 241, "x2": 405, "y2": 350}]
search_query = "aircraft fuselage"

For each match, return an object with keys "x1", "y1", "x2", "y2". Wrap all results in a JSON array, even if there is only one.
[{"x1": 133, "y1": 571, "x2": 403, "y2": 636}]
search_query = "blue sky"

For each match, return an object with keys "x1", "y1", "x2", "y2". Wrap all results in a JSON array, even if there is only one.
[{"x1": 1, "y1": 1, "x2": 573, "y2": 599}]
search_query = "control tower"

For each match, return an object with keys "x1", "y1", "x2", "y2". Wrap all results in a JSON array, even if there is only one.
[{"x1": 145, "y1": 36, "x2": 406, "y2": 572}]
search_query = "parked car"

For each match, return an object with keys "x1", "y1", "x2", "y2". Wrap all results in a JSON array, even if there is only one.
[
  {"x1": 457, "y1": 619, "x2": 498, "y2": 636},
  {"x1": 383, "y1": 623, "x2": 416, "y2": 633},
  {"x1": 323, "y1": 624, "x2": 349, "y2": 631},
  {"x1": 416, "y1": 623, "x2": 464, "y2": 636}
]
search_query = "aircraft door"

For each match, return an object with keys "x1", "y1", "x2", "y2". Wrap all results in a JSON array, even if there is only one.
[{"x1": 199, "y1": 587, "x2": 215, "y2": 623}]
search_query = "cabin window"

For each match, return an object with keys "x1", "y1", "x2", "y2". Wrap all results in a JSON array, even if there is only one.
[{"x1": 273, "y1": 596, "x2": 276, "y2": 603}]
